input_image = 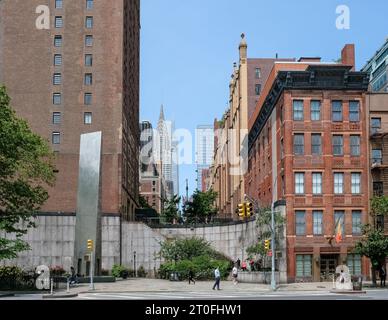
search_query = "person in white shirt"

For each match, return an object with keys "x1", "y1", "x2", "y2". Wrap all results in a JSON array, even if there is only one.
[
  {"x1": 212, "y1": 267, "x2": 221, "y2": 290},
  {"x1": 232, "y1": 265, "x2": 238, "y2": 285}
]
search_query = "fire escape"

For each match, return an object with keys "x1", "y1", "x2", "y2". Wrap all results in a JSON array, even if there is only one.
[{"x1": 370, "y1": 127, "x2": 388, "y2": 233}]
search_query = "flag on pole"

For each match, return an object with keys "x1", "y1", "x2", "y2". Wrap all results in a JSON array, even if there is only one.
[{"x1": 335, "y1": 217, "x2": 342, "y2": 243}]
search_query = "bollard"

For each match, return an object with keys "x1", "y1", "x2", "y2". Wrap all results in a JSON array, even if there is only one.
[{"x1": 50, "y1": 278, "x2": 54, "y2": 295}]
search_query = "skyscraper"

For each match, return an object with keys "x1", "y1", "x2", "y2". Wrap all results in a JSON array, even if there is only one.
[
  {"x1": 0, "y1": 0, "x2": 140, "y2": 220},
  {"x1": 196, "y1": 125, "x2": 214, "y2": 190}
]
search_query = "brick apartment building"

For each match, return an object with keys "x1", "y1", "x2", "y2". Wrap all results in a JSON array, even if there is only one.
[
  {"x1": 246, "y1": 45, "x2": 372, "y2": 282},
  {"x1": 0, "y1": 0, "x2": 140, "y2": 220}
]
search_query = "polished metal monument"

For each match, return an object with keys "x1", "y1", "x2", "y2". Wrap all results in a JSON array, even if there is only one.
[{"x1": 74, "y1": 132, "x2": 102, "y2": 276}]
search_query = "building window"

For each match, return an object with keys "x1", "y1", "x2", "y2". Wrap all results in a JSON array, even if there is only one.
[
  {"x1": 349, "y1": 101, "x2": 360, "y2": 122},
  {"x1": 311, "y1": 134, "x2": 322, "y2": 155},
  {"x1": 85, "y1": 54, "x2": 93, "y2": 67},
  {"x1": 332, "y1": 135, "x2": 343, "y2": 156},
  {"x1": 255, "y1": 84, "x2": 261, "y2": 95},
  {"x1": 86, "y1": 0, "x2": 94, "y2": 9},
  {"x1": 295, "y1": 173, "x2": 305, "y2": 194},
  {"x1": 352, "y1": 211, "x2": 362, "y2": 235},
  {"x1": 85, "y1": 35, "x2": 93, "y2": 47},
  {"x1": 53, "y1": 93, "x2": 61, "y2": 105},
  {"x1": 373, "y1": 181, "x2": 384, "y2": 196},
  {"x1": 54, "y1": 54, "x2": 62, "y2": 66},
  {"x1": 347, "y1": 254, "x2": 362, "y2": 275},
  {"x1": 312, "y1": 172, "x2": 322, "y2": 194},
  {"x1": 84, "y1": 112, "x2": 92, "y2": 124},
  {"x1": 293, "y1": 134, "x2": 304, "y2": 155},
  {"x1": 350, "y1": 135, "x2": 360, "y2": 156},
  {"x1": 84, "y1": 73, "x2": 92, "y2": 85},
  {"x1": 371, "y1": 117, "x2": 381, "y2": 134},
  {"x1": 52, "y1": 112, "x2": 61, "y2": 124},
  {"x1": 334, "y1": 173, "x2": 344, "y2": 194},
  {"x1": 311, "y1": 100, "x2": 321, "y2": 121},
  {"x1": 54, "y1": 35, "x2": 62, "y2": 47},
  {"x1": 376, "y1": 215, "x2": 385, "y2": 230},
  {"x1": 293, "y1": 100, "x2": 304, "y2": 121},
  {"x1": 84, "y1": 93, "x2": 92, "y2": 105},
  {"x1": 85, "y1": 16, "x2": 93, "y2": 28},
  {"x1": 55, "y1": 16, "x2": 63, "y2": 28},
  {"x1": 295, "y1": 211, "x2": 306, "y2": 235},
  {"x1": 351, "y1": 173, "x2": 361, "y2": 194},
  {"x1": 52, "y1": 132, "x2": 60, "y2": 144},
  {"x1": 296, "y1": 255, "x2": 312, "y2": 277},
  {"x1": 313, "y1": 211, "x2": 323, "y2": 235},
  {"x1": 372, "y1": 149, "x2": 382, "y2": 165},
  {"x1": 55, "y1": 0, "x2": 63, "y2": 9},
  {"x1": 53, "y1": 73, "x2": 62, "y2": 85},
  {"x1": 152, "y1": 181, "x2": 156, "y2": 186},
  {"x1": 332, "y1": 100, "x2": 343, "y2": 122},
  {"x1": 334, "y1": 211, "x2": 345, "y2": 236},
  {"x1": 255, "y1": 68, "x2": 261, "y2": 79}
]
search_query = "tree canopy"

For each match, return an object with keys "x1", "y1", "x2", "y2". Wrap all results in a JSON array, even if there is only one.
[
  {"x1": 161, "y1": 194, "x2": 180, "y2": 224},
  {"x1": 184, "y1": 189, "x2": 218, "y2": 223},
  {"x1": 354, "y1": 224, "x2": 388, "y2": 285},
  {"x1": 0, "y1": 85, "x2": 55, "y2": 260}
]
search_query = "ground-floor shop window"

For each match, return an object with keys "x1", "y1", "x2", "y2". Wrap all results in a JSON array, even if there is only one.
[{"x1": 296, "y1": 254, "x2": 312, "y2": 277}]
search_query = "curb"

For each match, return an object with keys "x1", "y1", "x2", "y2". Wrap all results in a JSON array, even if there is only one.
[
  {"x1": 0, "y1": 293, "x2": 14, "y2": 298},
  {"x1": 42, "y1": 293, "x2": 78, "y2": 299},
  {"x1": 330, "y1": 290, "x2": 366, "y2": 294}
]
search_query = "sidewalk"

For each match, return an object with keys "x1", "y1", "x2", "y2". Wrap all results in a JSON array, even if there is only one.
[{"x1": 50, "y1": 278, "x2": 381, "y2": 295}]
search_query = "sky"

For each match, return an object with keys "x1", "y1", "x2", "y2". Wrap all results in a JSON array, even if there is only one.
[{"x1": 140, "y1": 0, "x2": 388, "y2": 199}]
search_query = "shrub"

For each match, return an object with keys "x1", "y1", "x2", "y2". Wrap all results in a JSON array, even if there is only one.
[
  {"x1": 111, "y1": 265, "x2": 132, "y2": 278},
  {"x1": 50, "y1": 266, "x2": 66, "y2": 276},
  {"x1": 137, "y1": 266, "x2": 147, "y2": 278},
  {"x1": 101, "y1": 269, "x2": 110, "y2": 276},
  {"x1": 0, "y1": 266, "x2": 24, "y2": 290}
]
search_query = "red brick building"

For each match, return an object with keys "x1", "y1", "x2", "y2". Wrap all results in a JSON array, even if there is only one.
[
  {"x1": 0, "y1": 0, "x2": 140, "y2": 220},
  {"x1": 246, "y1": 46, "x2": 371, "y2": 282}
]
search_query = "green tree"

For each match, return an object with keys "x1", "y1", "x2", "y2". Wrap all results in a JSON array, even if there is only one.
[
  {"x1": 184, "y1": 189, "x2": 218, "y2": 223},
  {"x1": 161, "y1": 194, "x2": 180, "y2": 224},
  {"x1": 354, "y1": 224, "x2": 388, "y2": 286},
  {"x1": 246, "y1": 207, "x2": 285, "y2": 268},
  {"x1": 370, "y1": 196, "x2": 388, "y2": 228},
  {"x1": 139, "y1": 195, "x2": 151, "y2": 209},
  {"x1": 0, "y1": 85, "x2": 55, "y2": 260}
]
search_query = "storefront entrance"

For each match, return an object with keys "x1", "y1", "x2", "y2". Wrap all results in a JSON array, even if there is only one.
[{"x1": 320, "y1": 254, "x2": 339, "y2": 281}]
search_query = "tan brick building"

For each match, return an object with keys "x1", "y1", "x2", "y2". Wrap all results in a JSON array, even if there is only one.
[
  {"x1": 247, "y1": 45, "x2": 372, "y2": 282},
  {"x1": 210, "y1": 34, "x2": 293, "y2": 218},
  {"x1": 0, "y1": 0, "x2": 140, "y2": 220}
]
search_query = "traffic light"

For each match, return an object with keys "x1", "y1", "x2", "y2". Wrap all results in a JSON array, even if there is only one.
[
  {"x1": 87, "y1": 239, "x2": 93, "y2": 251},
  {"x1": 238, "y1": 203, "x2": 246, "y2": 217},
  {"x1": 264, "y1": 239, "x2": 270, "y2": 251},
  {"x1": 245, "y1": 202, "x2": 253, "y2": 217}
]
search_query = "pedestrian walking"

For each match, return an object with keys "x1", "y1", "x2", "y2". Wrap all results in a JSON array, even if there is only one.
[
  {"x1": 379, "y1": 265, "x2": 386, "y2": 287},
  {"x1": 188, "y1": 269, "x2": 196, "y2": 285},
  {"x1": 236, "y1": 258, "x2": 241, "y2": 270},
  {"x1": 232, "y1": 265, "x2": 238, "y2": 285},
  {"x1": 212, "y1": 267, "x2": 221, "y2": 290}
]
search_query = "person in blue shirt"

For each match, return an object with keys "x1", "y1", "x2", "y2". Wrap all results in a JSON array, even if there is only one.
[{"x1": 212, "y1": 267, "x2": 221, "y2": 290}]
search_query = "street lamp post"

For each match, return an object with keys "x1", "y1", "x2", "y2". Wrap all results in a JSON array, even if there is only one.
[
  {"x1": 134, "y1": 251, "x2": 137, "y2": 278},
  {"x1": 270, "y1": 201, "x2": 276, "y2": 291}
]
